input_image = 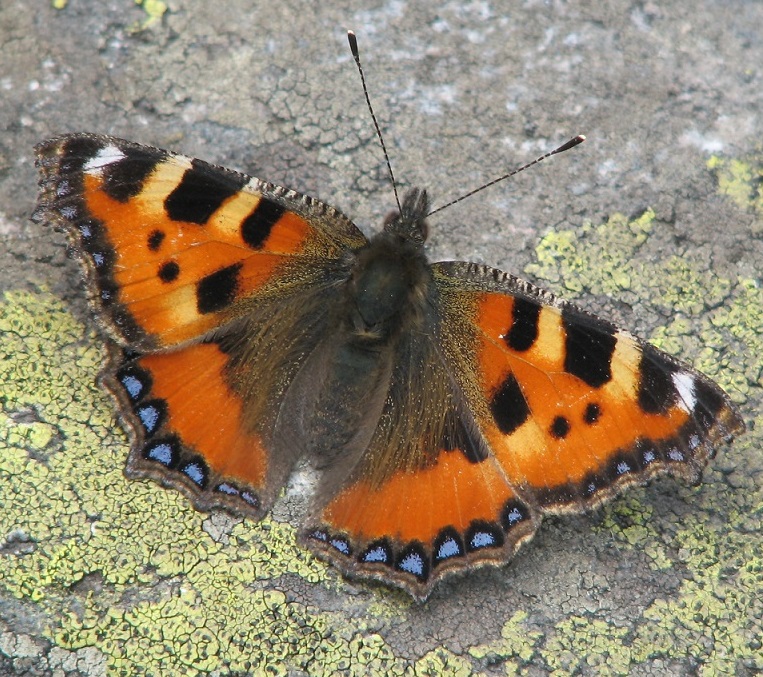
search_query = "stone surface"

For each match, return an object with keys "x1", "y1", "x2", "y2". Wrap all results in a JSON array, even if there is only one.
[{"x1": 1, "y1": 1, "x2": 760, "y2": 675}]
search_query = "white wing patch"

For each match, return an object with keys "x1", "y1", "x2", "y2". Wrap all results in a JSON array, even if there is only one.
[
  {"x1": 672, "y1": 371, "x2": 698, "y2": 412},
  {"x1": 84, "y1": 145, "x2": 126, "y2": 173}
]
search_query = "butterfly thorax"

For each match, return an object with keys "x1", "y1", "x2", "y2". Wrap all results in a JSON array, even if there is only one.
[{"x1": 347, "y1": 188, "x2": 432, "y2": 344}]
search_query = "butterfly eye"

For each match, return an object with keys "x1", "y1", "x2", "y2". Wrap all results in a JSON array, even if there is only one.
[{"x1": 382, "y1": 208, "x2": 399, "y2": 229}]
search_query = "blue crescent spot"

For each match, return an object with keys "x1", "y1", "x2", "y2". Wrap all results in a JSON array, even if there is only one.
[
  {"x1": 147, "y1": 443, "x2": 173, "y2": 467},
  {"x1": 120, "y1": 374, "x2": 144, "y2": 400},
  {"x1": 241, "y1": 492, "x2": 258, "y2": 507},
  {"x1": 330, "y1": 538, "x2": 350, "y2": 555},
  {"x1": 362, "y1": 546, "x2": 389, "y2": 563},
  {"x1": 182, "y1": 462, "x2": 206, "y2": 486},
  {"x1": 398, "y1": 551, "x2": 424, "y2": 576},
  {"x1": 216, "y1": 482, "x2": 239, "y2": 496},
  {"x1": 436, "y1": 538, "x2": 461, "y2": 560},
  {"x1": 668, "y1": 448, "x2": 686, "y2": 462},
  {"x1": 470, "y1": 531, "x2": 496, "y2": 549},
  {"x1": 137, "y1": 405, "x2": 160, "y2": 433}
]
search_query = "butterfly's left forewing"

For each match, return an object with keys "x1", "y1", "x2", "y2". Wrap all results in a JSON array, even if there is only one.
[{"x1": 34, "y1": 133, "x2": 367, "y2": 351}]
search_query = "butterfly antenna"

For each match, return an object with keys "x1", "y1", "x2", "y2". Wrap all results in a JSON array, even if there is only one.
[
  {"x1": 347, "y1": 30, "x2": 402, "y2": 215},
  {"x1": 427, "y1": 134, "x2": 586, "y2": 217}
]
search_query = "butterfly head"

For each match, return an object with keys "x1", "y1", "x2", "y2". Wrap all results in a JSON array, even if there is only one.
[{"x1": 383, "y1": 187, "x2": 429, "y2": 246}]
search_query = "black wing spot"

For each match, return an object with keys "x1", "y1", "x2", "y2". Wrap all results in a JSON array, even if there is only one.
[
  {"x1": 158, "y1": 261, "x2": 180, "y2": 283},
  {"x1": 505, "y1": 297, "x2": 541, "y2": 351},
  {"x1": 550, "y1": 415, "x2": 571, "y2": 439},
  {"x1": 490, "y1": 373, "x2": 530, "y2": 434},
  {"x1": 562, "y1": 308, "x2": 617, "y2": 388},
  {"x1": 692, "y1": 377, "x2": 726, "y2": 432},
  {"x1": 60, "y1": 136, "x2": 103, "y2": 174},
  {"x1": 196, "y1": 263, "x2": 243, "y2": 314},
  {"x1": 241, "y1": 199, "x2": 285, "y2": 249},
  {"x1": 164, "y1": 159, "x2": 247, "y2": 224},
  {"x1": 102, "y1": 147, "x2": 164, "y2": 202},
  {"x1": 637, "y1": 346, "x2": 678, "y2": 414},
  {"x1": 147, "y1": 229, "x2": 165, "y2": 251},
  {"x1": 583, "y1": 402, "x2": 601, "y2": 424}
]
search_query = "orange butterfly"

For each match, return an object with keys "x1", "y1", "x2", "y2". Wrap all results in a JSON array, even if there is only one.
[{"x1": 33, "y1": 43, "x2": 744, "y2": 599}]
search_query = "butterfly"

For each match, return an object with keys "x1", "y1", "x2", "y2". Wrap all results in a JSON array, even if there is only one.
[{"x1": 32, "y1": 122, "x2": 744, "y2": 600}]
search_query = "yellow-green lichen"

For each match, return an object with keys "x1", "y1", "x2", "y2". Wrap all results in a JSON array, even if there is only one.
[
  {"x1": 409, "y1": 647, "x2": 474, "y2": 676},
  {"x1": 468, "y1": 610, "x2": 543, "y2": 674},
  {"x1": 707, "y1": 155, "x2": 763, "y2": 225},
  {"x1": 596, "y1": 496, "x2": 675, "y2": 571},
  {"x1": 628, "y1": 511, "x2": 763, "y2": 673},
  {"x1": 134, "y1": 0, "x2": 167, "y2": 25},
  {"x1": 526, "y1": 209, "x2": 655, "y2": 299},
  {"x1": 543, "y1": 616, "x2": 632, "y2": 675}
]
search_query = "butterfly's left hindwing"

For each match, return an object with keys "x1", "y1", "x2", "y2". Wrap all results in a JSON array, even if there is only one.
[{"x1": 107, "y1": 342, "x2": 271, "y2": 517}]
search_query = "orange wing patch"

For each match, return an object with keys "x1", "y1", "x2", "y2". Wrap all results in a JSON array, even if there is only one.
[{"x1": 82, "y1": 170, "x2": 311, "y2": 347}]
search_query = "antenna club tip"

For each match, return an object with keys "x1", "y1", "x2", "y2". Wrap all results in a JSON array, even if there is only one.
[
  {"x1": 553, "y1": 134, "x2": 586, "y2": 155},
  {"x1": 347, "y1": 30, "x2": 358, "y2": 55}
]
